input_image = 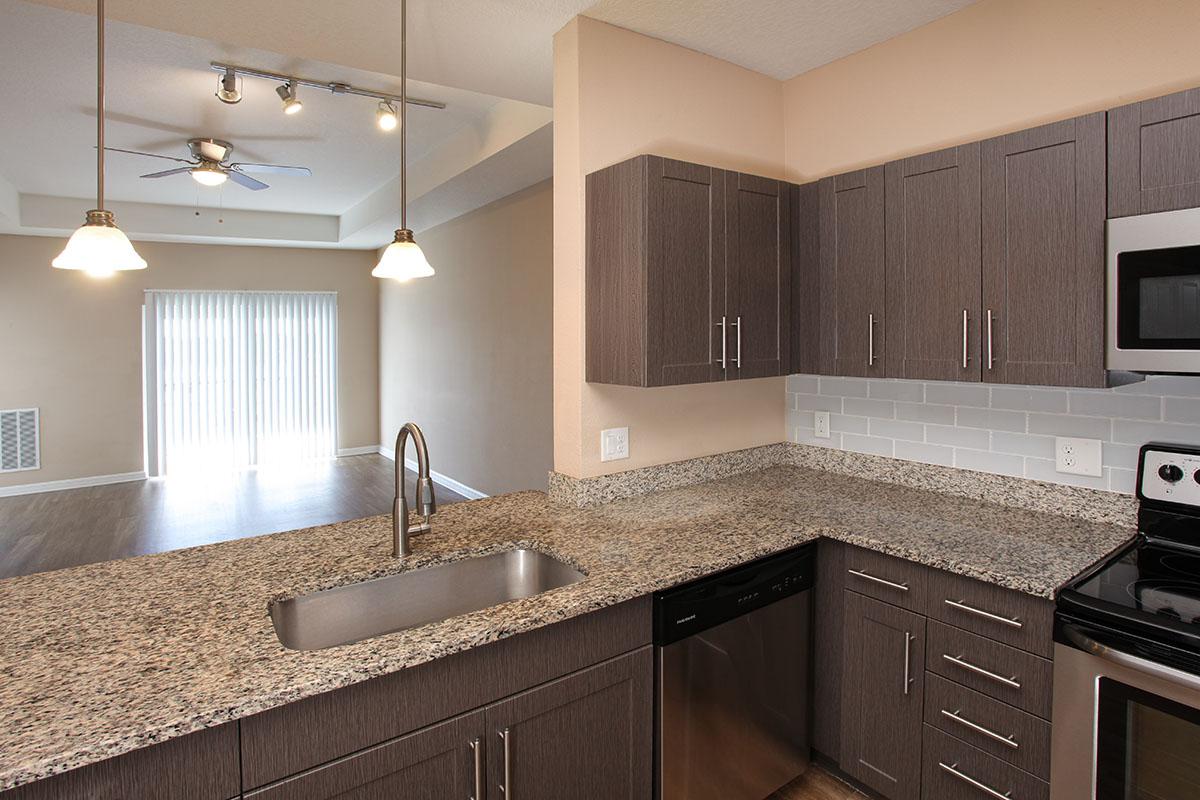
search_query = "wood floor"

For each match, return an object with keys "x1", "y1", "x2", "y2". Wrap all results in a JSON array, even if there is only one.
[
  {"x1": 0, "y1": 455, "x2": 465, "y2": 579},
  {"x1": 770, "y1": 765, "x2": 869, "y2": 799}
]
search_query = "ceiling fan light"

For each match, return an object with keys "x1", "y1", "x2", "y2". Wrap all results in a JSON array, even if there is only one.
[
  {"x1": 190, "y1": 165, "x2": 228, "y2": 186},
  {"x1": 376, "y1": 101, "x2": 399, "y2": 132},
  {"x1": 277, "y1": 81, "x2": 302, "y2": 115},
  {"x1": 372, "y1": 229, "x2": 434, "y2": 281},
  {"x1": 52, "y1": 210, "x2": 147, "y2": 277},
  {"x1": 216, "y1": 69, "x2": 242, "y2": 104}
]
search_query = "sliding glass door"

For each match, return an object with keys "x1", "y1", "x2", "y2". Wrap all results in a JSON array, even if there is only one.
[{"x1": 143, "y1": 290, "x2": 338, "y2": 477}]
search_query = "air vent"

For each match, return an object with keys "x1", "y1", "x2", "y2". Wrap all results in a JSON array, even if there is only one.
[{"x1": 0, "y1": 408, "x2": 39, "y2": 473}]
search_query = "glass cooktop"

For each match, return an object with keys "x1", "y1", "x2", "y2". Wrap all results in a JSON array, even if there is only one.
[{"x1": 1071, "y1": 541, "x2": 1200, "y2": 627}]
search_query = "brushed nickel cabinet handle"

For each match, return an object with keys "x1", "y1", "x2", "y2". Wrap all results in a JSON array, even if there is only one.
[
  {"x1": 847, "y1": 568, "x2": 909, "y2": 592},
  {"x1": 903, "y1": 632, "x2": 913, "y2": 696},
  {"x1": 715, "y1": 316, "x2": 727, "y2": 370},
  {"x1": 868, "y1": 313, "x2": 876, "y2": 367},
  {"x1": 941, "y1": 709, "x2": 1019, "y2": 749},
  {"x1": 986, "y1": 309, "x2": 995, "y2": 370},
  {"x1": 469, "y1": 737, "x2": 485, "y2": 800},
  {"x1": 945, "y1": 598, "x2": 1023, "y2": 629},
  {"x1": 962, "y1": 309, "x2": 969, "y2": 369},
  {"x1": 938, "y1": 761, "x2": 1013, "y2": 800},
  {"x1": 733, "y1": 315, "x2": 742, "y2": 368},
  {"x1": 943, "y1": 653, "x2": 1021, "y2": 689},
  {"x1": 497, "y1": 728, "x2": 512, "y2": 797}
]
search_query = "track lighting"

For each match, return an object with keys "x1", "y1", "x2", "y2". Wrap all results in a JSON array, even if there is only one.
[
  {"x1": 190, "y1": 164, "x2": 228, "y2": 187},
  {"x1": 376, "y1": 101, "x2": 399, "y2": 132},
  {"x1": 215, "y1": 68, "x2": 241, "y2": 104},
  {"x1": 276, "y1": 81, "x2": 302, "y2": 115}
]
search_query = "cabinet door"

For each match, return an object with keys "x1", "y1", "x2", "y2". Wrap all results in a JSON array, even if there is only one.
[
  {"x1": 246, "y1": 711, "x2": 485, "y2": 800},
  {"x1": 726, "y1": 171, "x2": 791, "y2": 379},
  {"x1": 485, "y1": 647, "x2": 653, "y2": 800},
  {"x1": 790, "y1": 181, "x2": 821, "y2": 375},
  {"x1": 819, "y1": 167, "x2": 886, "y2": 377},
  {"x1": 646, "y1": 157, "x2": 728, "y2": 386},
  {"x1": 840, "y1": 591, "x2": 925, "y2": 800},
  {"x1": 885, "y1": 144, "x2": 982, "y2": 381},
  {"x1": 981, "y1": 113, "x2": 1106, "y2": 388},
  {"x1": 1110, "y1": 86, "x2": 1200, "y2": 217},
  {"x1": 812, "y1": 539, "x2": 845, "y2": 761}
]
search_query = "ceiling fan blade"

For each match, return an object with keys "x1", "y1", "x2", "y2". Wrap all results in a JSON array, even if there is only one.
[
  {"x1": 228, "y1": 162, "x2": 312, "y2": 177},
  {"x1": 140, "y1": 167, "x2": 193, "y2": 179},
  {"x1": 227, "y1": 169, "x2": 270, "y2": 191},
  {"x1": 104, "y1": 146, "x2": 193, "y2": 164}
]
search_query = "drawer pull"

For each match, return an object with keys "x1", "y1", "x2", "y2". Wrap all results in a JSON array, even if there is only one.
[
  {"x1": 945, "y1": 599, "x2": 1023, "y2": 629},
  {"x1": 847, "y1": 568, "x2": 909, "y2": 592},
  {"x1": 903, "y1": 632, "x2": 913, "y2": 696},
  {"x1": 941, "y1": 709, "x2": 1019, "y2": 749},
  {"x1": 499, "y1": 727, "x2": 512, "y2": 797},
  {"x1": 469, "y1": 737, "x2": 485, "y2": 800},
  {"x1": 939, "y1": 761, "x2": 1013, "y2": 800},
  {"x1": 943, "y1": 654, "x2": 1022, "y2": 689}
]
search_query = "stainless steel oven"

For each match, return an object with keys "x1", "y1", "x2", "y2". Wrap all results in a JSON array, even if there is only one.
[{"x1": 1107, "y1": 207, "x2": 1200, "y2": 373}]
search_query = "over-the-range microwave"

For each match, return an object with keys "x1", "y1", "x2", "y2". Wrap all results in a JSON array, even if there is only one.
[{"x1": 1108, "y1": 206, "x2": 1200, "y2": 374}]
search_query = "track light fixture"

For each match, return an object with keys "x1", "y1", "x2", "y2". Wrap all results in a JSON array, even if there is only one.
[
  {"x1": 376, "y1": 101, "x2": 399, "y2": 132},
  {"x1": 215, "y1": 67, "x2": 241, "y2": 104},
  {"x1": 276, "y1": 81, "x2": 302, "y2": 115}
]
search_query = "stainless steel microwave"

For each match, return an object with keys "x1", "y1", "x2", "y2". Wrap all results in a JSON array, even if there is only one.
[{"x1": 1108, "y1": 207, "x2": 1200, "y2": 373}]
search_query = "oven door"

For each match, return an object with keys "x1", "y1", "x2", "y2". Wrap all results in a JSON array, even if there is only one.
[
  {"x1": 1107, "y1": 207, "x2": 1200, "y2": 373},
  {"x1": 1052, "y1": 627, "x2": 1200, "y2": 799}
]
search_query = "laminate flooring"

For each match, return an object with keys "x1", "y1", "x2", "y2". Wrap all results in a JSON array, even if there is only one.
[
  {"x1": 770, "y1": 766, "x2": 869, "y2": 800},
  {"x1": 0, "y1": 455, "x2": 465, "y2": 579}
]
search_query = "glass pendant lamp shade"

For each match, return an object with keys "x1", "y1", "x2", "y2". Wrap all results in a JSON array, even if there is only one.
[
  {"x1": 372, "y1": 228, "x2": 434, "y2": 281},
  {"x1": 52, "y1": 210, "x2": 147, "y2": 277}
]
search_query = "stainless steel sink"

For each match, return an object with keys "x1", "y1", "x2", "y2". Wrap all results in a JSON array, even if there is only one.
[{"x1": 270, "y1": 549, "x2": 585, "y2": 651}]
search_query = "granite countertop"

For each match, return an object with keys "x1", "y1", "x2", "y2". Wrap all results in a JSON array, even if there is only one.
[{"x1": 0, "y1": 465, "x2": 1134, "y2": 791}]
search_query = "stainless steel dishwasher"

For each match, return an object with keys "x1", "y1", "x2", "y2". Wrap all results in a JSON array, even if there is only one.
[{"x1": 655, "y1": 542, "x2": 814, "y2": 800}]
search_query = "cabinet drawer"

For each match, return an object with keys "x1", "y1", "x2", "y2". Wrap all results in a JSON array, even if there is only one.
[
  {"x1": 843, "y1": 545, "x2": 927, "y2": 612},
  {"x1": 922, "y1": 725, "x2": 1047, "y2": 800},
  {"x1": 924, "y1": 674, "x2": 1051, "y2": 779},
  {"x1": 926, "y1": 570, "x2": 1053, "y2": 657},
  {"x1": 927, "y1": 621, "x2": 1052, "y2": 719}
]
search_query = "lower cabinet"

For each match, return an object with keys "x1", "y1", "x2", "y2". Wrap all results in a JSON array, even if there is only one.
[{"x1": 840, "y1": 590, "x2": 926, "y2": 800}]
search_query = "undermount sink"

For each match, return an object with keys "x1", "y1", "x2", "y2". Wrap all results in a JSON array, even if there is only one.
[{"x1": 270, "y1": 549, "x2": 585, "y2": 651}]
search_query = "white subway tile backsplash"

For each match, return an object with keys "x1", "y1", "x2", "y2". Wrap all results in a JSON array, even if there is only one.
[
  {"x1": 869, "y1": 417, "x2": 925, "y2": 442},
  {"x1": 843, "y1": 397, "x2": 895, "y2": 419},
  {"x1": 868, "y1": 380, "x2": 925, "y2": 402},
  {"x1": 990, "y1": 387, "x2": 1068, "y2": 413},
  {"x1": 786, "y1": 372, "x2": 1200, "y2": 497}
]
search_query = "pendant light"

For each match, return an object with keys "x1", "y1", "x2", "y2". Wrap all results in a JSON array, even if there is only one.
[
  {"x1": 372, "y1": 0, "x2": 434, "y2": 282},
  {"x1": 52, "y1": 0, "x2": 147, "y2": 278}
]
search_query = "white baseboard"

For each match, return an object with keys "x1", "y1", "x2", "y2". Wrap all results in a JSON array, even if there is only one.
[
  {"x1": 377, "y1": 446, "x2": 489, "y2": 500},
  {"x1": 0, "y1": 470, "x2": 146, "y2": 498},
  {"x1": 337, "y1": 445, "x2": 381, "y2": 457}
]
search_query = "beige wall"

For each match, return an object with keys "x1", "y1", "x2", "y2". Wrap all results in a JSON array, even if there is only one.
[
  {"x1": 0, "y1": 234, "x2": 379, "y2": 488},
  {"x1": 553, "y1": 17, "x2": 787, "y2": 479},
  {"x1": 379, "y1": 180, "x2": 553, "y2": 495},
  {"x1": 782, "y1": 0, "x2": 1200, "y2": 181}
]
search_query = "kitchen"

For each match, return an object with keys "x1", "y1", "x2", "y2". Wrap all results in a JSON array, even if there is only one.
[{"x1": 4, "y1": 1, "x2": 1200, "y2": 799}]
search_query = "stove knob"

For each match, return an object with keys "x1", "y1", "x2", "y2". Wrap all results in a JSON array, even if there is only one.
[
  {"x1": 1195, "y1": 469, "x2": 1200, "y2": 484},
  {"x1": 1159, "y1": 463, "x2": 1184, "y2": 483}
]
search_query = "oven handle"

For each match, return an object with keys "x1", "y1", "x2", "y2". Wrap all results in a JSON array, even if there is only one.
[{"x1": 1061, "y1": 623, "x2": 1200, "y2": 693}]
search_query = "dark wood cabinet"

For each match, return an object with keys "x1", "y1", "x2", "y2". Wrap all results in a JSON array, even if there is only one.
[
  {"x1": 1109, "y1": 86, "x2": 1200, "y2": 217},
  {"x1": 819, "y1": 167, "x2": 886, "y2": 377},
  {"x1": 841, "y1": 590, "x2": 925, "y2": 800},
  {"x1": 246, "y1": 712, "x2": 486, "y2": 800},
  {"x1": 790, "y1": 181, "x2": 821, "y2": 375},
  {"x1": 981, "y1": 113, "x2": 1107, "y2": 388},
  {"x1": 485, "y1": 647, "x2": 653, "y2": 800},
  {"x1": 585, "y1": 154, "x2": 790, "y2": 387},
  {"x1": 811, "y1": 539, "x2": 845, "y2": 761},
  {"x1": 885, "y1": 144, "x2": 982, "y2": 381}
]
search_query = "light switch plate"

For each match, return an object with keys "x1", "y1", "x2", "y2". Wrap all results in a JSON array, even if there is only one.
[
  {"x1": 600, "y1": 427, "x2": 629, "y2": 462},
  {"x1": 1055, "y1": 436, "x2": 1102, "y2": 477},
  {"x1": 814, "y1": 411, "x2": 831, "y2": 439}
]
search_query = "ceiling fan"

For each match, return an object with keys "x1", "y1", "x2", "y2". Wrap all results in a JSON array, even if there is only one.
[{"x1": 104, "y1": 137, "x2": 312, "y2": 191}]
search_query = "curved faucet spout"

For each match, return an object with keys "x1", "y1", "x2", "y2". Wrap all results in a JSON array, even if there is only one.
[{"x1": 392, "y1": 422, "x2": 436, "y2": 557}]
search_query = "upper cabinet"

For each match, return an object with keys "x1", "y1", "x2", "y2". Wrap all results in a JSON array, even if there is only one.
[
  {"x1": 981, "y1": 113, "x2": 1106, "y2": 388},
  {"x1": 585, "y1": 155, "x2": 791, "y2": 387},
  {"x1": 884, "y1": 144, "x2": 982, "y2": 382},
  {"x1": 1109, "y1": 86, "x2": 1200, "y2": 217},
  {"x1": 818, "y1": 167, "x2": 886, "y2": 378},
  {"x1": 790, "y1": 182, "x2": 821, "y2": 375}
]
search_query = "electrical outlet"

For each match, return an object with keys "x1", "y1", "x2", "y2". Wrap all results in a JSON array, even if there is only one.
[
  {"x1": 1055, "y1": 436, "x2": 1102, "y2": 477},
  {"x1": 814, "y1": 411, "x2": 831, "y2": 439},
  {"x1": 600, "y1": 427, "x2": 629, "y2": 462}
]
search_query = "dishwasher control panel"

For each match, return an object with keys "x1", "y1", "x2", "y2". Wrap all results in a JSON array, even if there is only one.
[{"x1": 653, "y1": 542, "x2": 815, "y2": 646}]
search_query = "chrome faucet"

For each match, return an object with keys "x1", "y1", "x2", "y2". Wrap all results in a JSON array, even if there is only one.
[{"x1": 391, "y1": 422, "x2": 436, "y2": 557}]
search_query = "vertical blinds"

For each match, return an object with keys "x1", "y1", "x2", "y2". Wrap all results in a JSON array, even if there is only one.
[{"x1": 143, "y1": 290, "x2": 338, "y2": 477}]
